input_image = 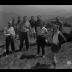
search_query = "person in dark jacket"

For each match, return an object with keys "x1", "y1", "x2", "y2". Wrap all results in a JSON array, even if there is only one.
[
  {"x1": 35, "y1": 16, "x2": 43, "y2": 37},
  {"x1": 14, "y1": 16, "x2": 21, "y2": 40},
  {"x1": 36, "y1": 24, "x2": 48, "y2": 58},
  {"x1": 29, "y1": 16, "x2": 36, "y2": 39},
  {"x1": 11, "y1": 17, "x2": 15, "y2": 27}
]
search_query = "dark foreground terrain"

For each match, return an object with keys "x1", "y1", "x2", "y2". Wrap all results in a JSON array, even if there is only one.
[{"x1": 0, "y1": 35, "x2": 72, "y2": 69}]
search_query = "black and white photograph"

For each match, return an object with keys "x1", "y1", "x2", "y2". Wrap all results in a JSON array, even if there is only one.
[{"x1": 0, "y1": 5, "x2": 72, "y2": 69}]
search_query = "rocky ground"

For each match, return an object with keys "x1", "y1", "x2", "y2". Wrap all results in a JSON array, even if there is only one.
[{"x1": 0, "y1": 36, "x2": 72, "y2": 69}]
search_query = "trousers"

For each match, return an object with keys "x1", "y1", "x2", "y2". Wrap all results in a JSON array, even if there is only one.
[
  {"x1": 6, "y1": 36, "x2": 15, "y2": 53},
  {"x1": 19, "y1": 32, "x2": 29, "y2": 50},
  {"x1": 36, "y1": 35, "x2": 46, "y2": 56}
]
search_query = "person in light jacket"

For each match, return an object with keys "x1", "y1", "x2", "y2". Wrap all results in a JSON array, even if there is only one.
[
  {"x1": 19, "y1": 16, "x2": 30, "y2": 51},
  {"x1": 4, "y1": 19, "x2": 16, "y2": 55}
]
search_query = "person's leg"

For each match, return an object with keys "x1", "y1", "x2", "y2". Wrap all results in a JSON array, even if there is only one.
[
  {"x1": 52, "y1": 43, "x2": 62, "y2": 67},
  {"x1": 11, "y1": 37, "x2": 15, "y2": 52},
  {"x1": 6, "y1": 36, "x2": 11, "y2": 54},
  {"x1": 24, "y1": 32, "x2": 29, "y2": 51},
  {"x1": 41, "y1": 45, "x2": 45, "y2": 57},
  {"x1": 54, "y1": 53, "x2": 57, "y2": 63},
  {"x1": 19, "y1": 32, "x2": 24, "y2": 51},
  {"x1": 36, "y1": 36, "x2": 41, "y2": 56},
  {"x1": 33, "y1": 27, "x2": 36, "y2": 39},
  {"x1": 53, "y1": 43, "x2": 61, "y2": 64},
  {"x1": 19, "y1": 39, "x2": 24, "y2": 51},
  {"x1": 37, "y1": 43, "x2": 41, "y2": 56},
  {"x1": 51, "y1": 44, "x2": 57, "y2": 69},
  {"x1": 35, "y1": 26, "x2": 37, "y2": 39},
  {"x1": 52, "y1": 53, "x2": 56, "y2": 69},
  {"x1": 41, "y1": 37, "x2": 45, "y2": 56},
  {"x1": 33, "y1": 33, "x2": 36, "y2": 39}
]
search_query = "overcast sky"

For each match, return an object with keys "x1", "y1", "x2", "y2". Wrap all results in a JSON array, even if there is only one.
[
  {"x1": 0, "y1": 5, "x2": 72, "y2": 29},
  {"x1": 0, "y1": 5, "x2": 72, "y2": 16}
]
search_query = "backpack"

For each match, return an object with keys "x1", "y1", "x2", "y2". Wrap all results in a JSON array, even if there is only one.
[{"x1": 52, "y1": 31, "x2": 60, "y2": 45}]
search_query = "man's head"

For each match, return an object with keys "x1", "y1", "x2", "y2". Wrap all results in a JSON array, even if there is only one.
[
  {"x1": 56, "y1": 16, "x2": 59, "y2": 20},
  {"x1": 23, "y1": 16, "x2": 28, "y2": 21},
  {"x1": 17, "y1": 16, "x2": 21, "y2": 24},
  {"x1": 37, "y1": 15, "x2": 41, "y2": 20},
  {"x1": 31, "y1": 16, "x2": 34, "y2": 20}
]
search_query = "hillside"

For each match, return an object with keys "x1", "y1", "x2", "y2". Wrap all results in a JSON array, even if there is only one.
[{"x1": 65, "y1": 16, "x2": 72, "y2": 25}]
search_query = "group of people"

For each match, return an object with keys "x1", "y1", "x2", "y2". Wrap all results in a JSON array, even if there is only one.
[{"x1": 3, "y1": 15, "x2": 71, "y2": 68}]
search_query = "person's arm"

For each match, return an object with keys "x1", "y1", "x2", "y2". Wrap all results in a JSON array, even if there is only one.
[
  {"x1": 59, "y1": 31, "x2": 67, "y2": 41},
  {"x1": 4, "y1": 27, "x2": 10, "y2": 36}
]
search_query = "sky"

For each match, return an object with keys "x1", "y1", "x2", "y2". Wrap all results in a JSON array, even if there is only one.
[
  {"x1": 0, "y1": 5, "x2": 72, "y2": 16},
  {"x1": 0, "y1": 5, "x2": 72, "y2": 29}
]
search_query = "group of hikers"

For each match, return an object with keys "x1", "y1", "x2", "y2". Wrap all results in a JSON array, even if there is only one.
[{"x1": 2, "y1": 15, "x2": 72, "y2": 68}]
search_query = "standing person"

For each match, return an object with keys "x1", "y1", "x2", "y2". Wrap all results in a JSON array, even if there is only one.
[
  {"x1": 51, "y1": 25, "x2": 67, "y2": 68},
  {"x1": 11, "y1": 17, "x2": 17, "y2": 39},
  {"x1": 36, "y1": 24, "x2": 48, "y2": 58},
  {"x1": 35, "y1": 15, "x2": 43, "y2": 37},
  {"x1": 12, "y1": 17, "x2": 15, "y2": 27},
  {"x1": 16, "y1": 16, "x2": 21, "y2": 26},
  {"x1": 19, "y1": 16, "x2": 30, "y2": 51},
  {"x1": 36, "y1": 15, "x2": 43, "y2": 28},
  {"x1": 4, "y1": 18, "x2": 16, "y2": 55},
  {"x1": 15, "y1": 16, "x2": 21, "y2": 35},
  {"x1": 14, "y1": 16, "x2": 21, "y2": 40},
  {"x1": 29, "y1": 16, "x2": 36, "y2": 39}
]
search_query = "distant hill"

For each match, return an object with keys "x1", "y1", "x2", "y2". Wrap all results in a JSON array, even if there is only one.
[
  {"x1": 41, "y1": 15, "x2": 72, "y2": 27},
  {"x1": 65, "y1": 16, "x2": 72, "y2": 26}
]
